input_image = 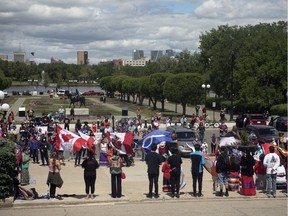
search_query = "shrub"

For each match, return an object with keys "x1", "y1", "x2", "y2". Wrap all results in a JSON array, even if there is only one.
[
  {"x1": 0, "y1": 138, "x2": 16, "y2": 199},
  {"x1": 270, "y1": 104, "x2": 287, "y2": 116}
]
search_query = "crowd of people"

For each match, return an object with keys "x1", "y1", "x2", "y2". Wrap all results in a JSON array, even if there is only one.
[{"x1": 1, "y1": 105, "x2": 287, "y2": 202}]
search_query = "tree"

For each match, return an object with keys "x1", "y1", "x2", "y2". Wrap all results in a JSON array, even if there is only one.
[
  {"x1": 163, "y1": 73, "x2": 204, "y2": 115},
  {"x1": 148, "y1": 73, "x2": 173, "y2": 111},
  {"x1": 0, "y1": 138, "x2": 16, "y2": 199}
]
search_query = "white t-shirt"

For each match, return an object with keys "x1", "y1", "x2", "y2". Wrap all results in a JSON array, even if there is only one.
[{"x1": 263, "y1": 152, "x2": 280, "y2": 174}]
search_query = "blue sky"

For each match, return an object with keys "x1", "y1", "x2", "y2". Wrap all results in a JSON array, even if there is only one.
[{"x1": 0, "y1": 0, "x2": 286, "y2": 64}]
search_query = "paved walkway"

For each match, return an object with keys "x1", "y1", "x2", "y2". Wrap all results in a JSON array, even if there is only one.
[{"x1": 12, "y1": 156, "x2": 287, "y2": 207}]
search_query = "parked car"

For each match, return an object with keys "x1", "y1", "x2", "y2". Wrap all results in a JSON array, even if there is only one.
[
  {"x1": 166, "y1": 125, "x2": 196, "y2": 157},
  {"x1": 243, "y1": 125, "x2": 279, "y2": 144},
  {"x1": 262, "y1": 143, "x2": 287, "y2": 188},
  {"x1": 269, "y1": 116, "x2": 288, "y2": 132},
  {"x1": 56, "y1": 89, "x2": 66, "y2": 96},
  {"x1": 236, "y1": 113, "x2": 267, "y2": 129},
  {"x1": 82, "y1": 90, "x2": 104, "y2": 96}
]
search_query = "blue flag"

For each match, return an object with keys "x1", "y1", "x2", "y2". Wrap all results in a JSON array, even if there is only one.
[{"x1": 137, "y1": 129, "x2": 173, "y2": 150}]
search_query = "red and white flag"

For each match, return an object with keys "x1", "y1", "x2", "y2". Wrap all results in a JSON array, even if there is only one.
[
  {"x1": 56, "y1": 125, "x2": 86, "y2": 151},
  {"x1": 78, "y1": 131, "x2": 96, "y2": 152},
  {"x1": 106, "y1": 132, "x2": 134, "y2": 155}
]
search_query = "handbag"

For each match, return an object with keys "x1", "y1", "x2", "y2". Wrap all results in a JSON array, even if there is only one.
[{"x1": 121, "y1": 171, "x2": 126, "y2": 179}]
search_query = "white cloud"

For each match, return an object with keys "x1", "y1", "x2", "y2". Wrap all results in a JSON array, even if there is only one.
[{"x1": 0, "y1": 0, "x2": 286, "y2": 64}]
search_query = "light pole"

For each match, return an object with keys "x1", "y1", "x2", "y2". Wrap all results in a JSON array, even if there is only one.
[
  {"x1": 201, "y1": 84, "x2": 210, "y2": 108},
  {"x1": 230, "y1": 51, "x2": 236, "y2": 121}
]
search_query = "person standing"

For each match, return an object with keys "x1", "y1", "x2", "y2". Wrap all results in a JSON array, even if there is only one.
[
  {"x1": 240, "y1": 149, "x2": 256, "y2": 196},
  {"x1": 197, "y1": 122, "x2": 205, "y2": 143},
  {"x1": 39, "y1": 136, "x2": 49, "y2": 166},
  {"x1": 168, "y1": 147, "x2": 182, "y2": 198},
  {"x1": 190, "y1": 144, "x2": 205, "y2": 197},
  {"x1": 145, "y1": 145, "x2": 162, "y2": 198},
  {"x1": 63, "y1": 117, "x2": 70, "y2": 130},
  {"x1": 109, "y1": 149, "x2": 123, "y2": 198},
  {"x1": 216, "y1": 146, "x2": 230, "y2": 197},
  {"x1": 263, "y1": 146, "x2": 280, "y2": 198},
  {"x1": 211, "y1": 133, "x2": 217, "y2": 154},
  {"x1": 20, "y1": 147, "x2": 31, "y2": 186},
  {"x1": 46, "y1": 151, "x2": 63, "y2": 200},
  {"x1": 29, "y1": 135, "x2": 39, "y2": 164},
  {"x1": 81, "y1": 151, "x2": 99, "y2": 199}
]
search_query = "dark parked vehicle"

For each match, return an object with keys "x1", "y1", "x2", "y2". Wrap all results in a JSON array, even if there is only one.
[
  {"x1": 243, "y1": 125, "x2": 279, "y2": 144},
  {"x1": 166, "y1": 125, "x2": 196, "y2": 157},
  {"x1": 269, "y1": 116, "x2": 288, "y2": 132},
  {"x1": 236, "y1": 113, "x2": 267, "y2": 129},
  {"x1": 82, "y1": 90, "x2": 104, "y2": 96}
]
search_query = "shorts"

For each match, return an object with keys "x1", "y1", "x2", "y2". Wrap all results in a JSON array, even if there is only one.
[{"x1": 218, "y1": 172, "x2": 228, "y2": 186}]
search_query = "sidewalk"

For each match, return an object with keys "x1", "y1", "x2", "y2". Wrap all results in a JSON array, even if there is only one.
[{"x1": 11, "y1": 155, "x2": 287, "y2": 207}]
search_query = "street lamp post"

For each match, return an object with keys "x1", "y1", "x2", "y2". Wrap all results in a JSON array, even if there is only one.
[
  {"x1": 230, "y1": 51, "x2": 236, "y2": 121},
  {"x1": 201, "y1": 84, "x2": 210, "y2": 108}
]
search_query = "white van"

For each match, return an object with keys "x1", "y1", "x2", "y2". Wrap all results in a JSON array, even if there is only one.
[{"x1": 56, "y1": 90, "x2": 66, "y2": 96}]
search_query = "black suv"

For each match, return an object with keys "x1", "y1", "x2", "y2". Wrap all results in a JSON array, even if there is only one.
[{"x1": 166, "y1": 125, "x2": 196, "y2": 157}]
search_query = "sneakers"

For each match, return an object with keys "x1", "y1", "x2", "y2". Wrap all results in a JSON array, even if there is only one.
[
  {"x1": 176, "y1": 194, "x2": 180, "y2": 198},
  {"x1": 154, "y1": 194, "x2": 159, "y2": 198},
  {"x1": 192, "y1": 193, "x2": 197, "y2": 197},
  {"x1": 225, "y1": 191, "x2": 229, "y2": 197},
  {"x1": 198, "y1": 193, "x2": 204, "y2": 197},
  {"x1": 146, "y1": 194, "x2": 153, "y2": 198},
  {"x1": 216, "y1": 191, "x2": 223, "y2": 197}
]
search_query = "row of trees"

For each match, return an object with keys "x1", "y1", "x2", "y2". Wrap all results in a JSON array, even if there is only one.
[{"x1": 0, "y1": 21, "x2": 286, "y2": 113}]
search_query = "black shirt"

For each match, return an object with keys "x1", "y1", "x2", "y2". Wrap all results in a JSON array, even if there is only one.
[{"x1": 145, "y1": 151, "x2": 162, "y2": 175}]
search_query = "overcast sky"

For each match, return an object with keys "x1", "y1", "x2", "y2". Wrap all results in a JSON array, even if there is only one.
[{"x1": 0, "y1": 0, "x2": 286, "y2": 64}]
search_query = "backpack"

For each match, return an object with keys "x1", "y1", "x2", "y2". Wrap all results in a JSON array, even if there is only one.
[
  {"x1": 216, "y1": 153, "x2": 230, "y2": 173},
  {"x1": 110, "y1": 156, "x2": 121, "y2": 174}
]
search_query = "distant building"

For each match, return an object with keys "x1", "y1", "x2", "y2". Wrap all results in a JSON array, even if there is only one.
[
  {"x1": 123, "y1": 57, "x2": 149, "y2": 67},
  {"x1": 77, "y1": 51, "x2": 88, "y2": 65},
  {"x1": 51, "y1": 57, "x2": 64, "y2": 64},
  {"x1": 13, "y1": 51, "x2": 25, "y2": 62},
  {"x1": 150, "y1": 50, "x2": 163, "y2": 61},
  {"x1": 0, "y1": 55, "x2": 8, "y2": 61},
  {"x1": 132, "y1": 50, "x2": 144, "y2": 60},
  {"x1": 113, "y1": 59, "x2": 123, "y2": 69},
  {"x1": 165, "y1": 49, "x2": 176, "y2": 58}
]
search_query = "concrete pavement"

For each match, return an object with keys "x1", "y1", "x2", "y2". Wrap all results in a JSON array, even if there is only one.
[{"x1": 12, "y1": 154, "x2": 287, "y2": 207}]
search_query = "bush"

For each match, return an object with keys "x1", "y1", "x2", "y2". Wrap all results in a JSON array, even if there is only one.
[
  {"x1": 270, "y1": 104, "x2": 287, "y2": 116},
  {"x1": 0, "y1": 138, "x2": 16, "y2": 199}
]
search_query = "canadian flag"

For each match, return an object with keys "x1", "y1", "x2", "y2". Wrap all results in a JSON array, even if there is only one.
[
  {"x1": 56, "y1": 125, "x2": 86, "y2": 151},
  {"x1": 78, "y1": 130, "x2": 96, "y2": 152},
  {"x1": 106, "y1": 131, "x2": 134, "y2": 155}
]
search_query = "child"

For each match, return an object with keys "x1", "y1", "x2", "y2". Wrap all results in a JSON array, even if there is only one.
[
  {"x1": 201, "y1": 140, "x2": 208, "y2": 155},
  {"x1": 161, "y1": 156, "x2": 171, "y2": 192}
]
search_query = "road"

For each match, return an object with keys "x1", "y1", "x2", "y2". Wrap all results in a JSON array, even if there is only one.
[{"x1": 3, "y1": 199, "x2": 287, "y2": 216}]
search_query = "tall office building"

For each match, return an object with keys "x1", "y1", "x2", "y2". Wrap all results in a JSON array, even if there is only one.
[
  {"x1": 132, "y1": 50, "x2": 144, "y2": 60},
  {"x1": 77, "y1": 51, "x2": 88, "y2": 65},
  {"x1": 150, "y1": 50, "x2": 163, "y2": 61},
  {"x1": 165, "y1": 49, "x2": 176, "y2": 58},
  {"x1": 13, "y1": 51, "x2": 25, "y2": 62}
]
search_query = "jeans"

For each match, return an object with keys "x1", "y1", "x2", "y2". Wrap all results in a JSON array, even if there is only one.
[
  {"x1": 266, "y1": 174, "x2": 277, "y2": 195},
  {"x1": 111, "y1": 174, "x2": 122, "y2": 198}
]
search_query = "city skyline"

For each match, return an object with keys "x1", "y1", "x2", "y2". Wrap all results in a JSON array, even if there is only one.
[{"x1": 0, "y1": 0, "x2": 286, "y2": 64}]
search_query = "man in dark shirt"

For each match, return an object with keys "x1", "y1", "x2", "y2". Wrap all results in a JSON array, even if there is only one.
[
  {"x1": 168, "y1": 147, "x2": 182, "y2": 198},
  {"x1": 190, "y1": 144, "x2": 205, "y2": 197},
  {"x1": 145, "y1": 145, "x2": 162, "y2": 198}
]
